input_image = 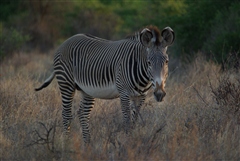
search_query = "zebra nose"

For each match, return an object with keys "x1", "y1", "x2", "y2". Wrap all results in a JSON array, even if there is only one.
[
  {"x1": 153, "y1": 81, "x2": 166, "y2": 102},
  {"x1": 154, "y1": 90, "x2": 166, "y2": 102}
]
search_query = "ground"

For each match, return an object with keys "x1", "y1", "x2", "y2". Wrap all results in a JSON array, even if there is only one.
[{"x1": 0, "y1": 51, "x2": 239, "y2": 160}]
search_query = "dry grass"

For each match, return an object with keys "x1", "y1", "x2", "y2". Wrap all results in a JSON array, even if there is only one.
[{"x1": 1, "y1": 52, "x2": 240, "y2": 160}]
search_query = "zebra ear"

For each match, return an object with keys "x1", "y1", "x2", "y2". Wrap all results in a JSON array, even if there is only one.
[
  {"x1": 161, "y1": 27, "x2": 175, "y2": 47},
  {"x1": 140, "y1": 28, "x2": 154, "y2": 47}
]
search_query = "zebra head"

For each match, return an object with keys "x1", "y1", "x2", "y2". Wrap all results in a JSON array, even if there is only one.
[{"x1": 140, "y1": 26, "x2": 175, "y2": 102}]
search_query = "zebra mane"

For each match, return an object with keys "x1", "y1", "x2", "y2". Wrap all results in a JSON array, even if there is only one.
[
  {"x1": 125, "y1": 32, "x2": 141, "y2": 41},
  {"x1": 144, "y1": 25, "x2": 161, "y2": 46},
  {"x1": 126, "y1": 25, "x2": 161, "y2": 45}
]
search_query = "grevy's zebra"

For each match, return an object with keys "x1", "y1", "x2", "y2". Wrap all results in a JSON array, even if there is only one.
[{"x1": 35, "y1": 26, "x2": 175, "y2": 143}]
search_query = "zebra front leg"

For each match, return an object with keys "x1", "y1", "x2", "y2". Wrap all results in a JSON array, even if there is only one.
[
  {"x1": 131, "y1": 94, "x2": 146, "y2": 128},
  {"x1": 119, "y1": 94, "x2": 131, "y2": 134},
  {"x1": 78, "y1": 94, "x2": 95, "y2": 144}
]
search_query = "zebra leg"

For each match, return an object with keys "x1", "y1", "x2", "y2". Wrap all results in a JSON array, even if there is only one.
[
  {"x1": 55, "y1": 62, "x2": 76, "y2": 135},
  {"x1": 131, "y1": 94, "x2": 146, "y2": 128},
  {"x1": 59, "y1": 83, "x2": 75, "y2": 135},
  {"x1": 77, "y1": 93, "x2": 95, "y2": 144},
  {"x1": 119, "y1": 94, "x2": 131, "y2": 134}
]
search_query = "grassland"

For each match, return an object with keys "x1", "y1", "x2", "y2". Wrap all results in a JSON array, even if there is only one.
[{"x1": 0, "y1": 51, "x2": 239, "y2": 160}]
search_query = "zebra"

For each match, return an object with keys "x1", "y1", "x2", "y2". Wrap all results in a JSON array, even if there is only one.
[{"x1": 35, "y1": 25, "x2": 175, "y2": 143}]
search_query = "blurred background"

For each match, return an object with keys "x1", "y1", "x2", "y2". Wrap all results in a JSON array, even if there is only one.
[{"x1": 1, "y1": 0, "x2": 239, "y2": 63}]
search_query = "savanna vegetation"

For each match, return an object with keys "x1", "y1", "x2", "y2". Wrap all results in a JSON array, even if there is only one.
[
  {"x1": 1, "y1": 0, "x2": 239, "y2": 61},
  {"x1": 1, "y1": 0, "x2": 240, "y2": 160}
]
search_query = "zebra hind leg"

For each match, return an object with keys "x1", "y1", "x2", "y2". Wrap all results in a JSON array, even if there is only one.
[
  {"x1": 55, "y1": 64, "x2": 76, "y2": 136},
  {"x1": 54, "y1": 62, "x2": 76, "y2": 154},
  {"x1": 58, "y1": 82, "x2": 75, "y2": 155},
  {"x1": 61, "y1": 89, "x2": 75, "y2": 136},
  {"x1": 77, "y1": 94, "x2": 95, "y2": 144}
]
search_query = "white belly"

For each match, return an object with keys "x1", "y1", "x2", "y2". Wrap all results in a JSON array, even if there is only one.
[{"x1": 77, "y1": 84, "x2": 119, "y2": 99}]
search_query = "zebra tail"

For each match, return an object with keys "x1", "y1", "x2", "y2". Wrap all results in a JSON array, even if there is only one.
[{"x1": 35, "y1": 72, "x2": 55, "y2": 91}]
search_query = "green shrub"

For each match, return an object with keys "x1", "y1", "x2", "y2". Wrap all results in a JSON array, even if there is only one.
[
  {"x1": 62, "y1": 1, "x2": 122, "y2": 40},
  {"x1": 203, "y1": 2, "x2": 240, "y2": 61},
  {"x1": 0, "y1": 24, "x2": 30, "y2": 61},
  {"x1": 173, "y1": 0, "x2": 240, "y2": 62}
]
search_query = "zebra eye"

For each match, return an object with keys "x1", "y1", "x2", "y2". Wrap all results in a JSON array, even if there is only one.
[
  {"x1": 166, "y1": 59, "x2": 169, "y2": 64},
  {"x1": 147, "y1": 61, "x2": 151, "y2": 66}
]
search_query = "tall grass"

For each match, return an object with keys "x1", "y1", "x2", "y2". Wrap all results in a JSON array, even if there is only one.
[{"x1": 0, "y1": 52, "x2": 239, "y2": 160}]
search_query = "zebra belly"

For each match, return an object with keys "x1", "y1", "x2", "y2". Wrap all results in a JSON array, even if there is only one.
[{"x1": 77, "y1": 83, "x2": 120, "y2": 99}]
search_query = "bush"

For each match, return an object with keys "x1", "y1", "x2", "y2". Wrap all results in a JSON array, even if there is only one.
[
  {"x1": 0, "y1": 24, "x2": 30, "y2": 61},
  {"x1": 203, "y1": 2, "x2": 240, "y2": 61},
  {"x1": 173, "y1": 0, "x2": 240, "y2": 62},
  {"x1": 209, "y1": 53, "x2": 240, "y2": 123},
  {"x1": 62, "y1": 1, "x2": 122, "y2": 40},
  {"x1": 211, "y1": 74, "x2": 240, "y2": 113}
]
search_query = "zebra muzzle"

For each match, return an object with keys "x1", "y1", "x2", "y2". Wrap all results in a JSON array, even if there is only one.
[{"x1": 153, "y1": 82, "x2": 166, "y2": 102}]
